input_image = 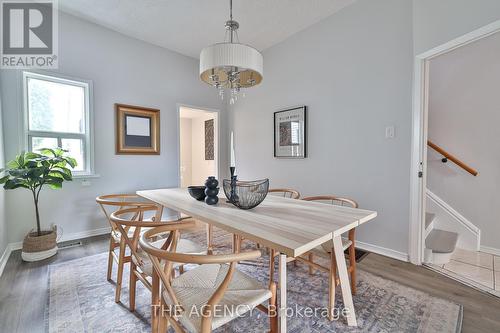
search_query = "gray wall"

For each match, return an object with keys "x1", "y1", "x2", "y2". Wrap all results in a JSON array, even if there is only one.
[
  {"x1": 0, "y1": 12, "x2": 226, "y2": 244},
  {"x1": 231, "y1": 0, "x2": 414, "y2": 254},
  {"x1": 427, "y1": 32, "x2": 500, "y2": 250},
  {"x1": 231, "y1": 0, "x2": 500, "y2": 256}
]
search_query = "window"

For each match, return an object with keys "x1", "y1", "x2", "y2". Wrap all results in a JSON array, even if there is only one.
[{"x1": 23, "y1": 71, "x2": 94, "y2": 176}]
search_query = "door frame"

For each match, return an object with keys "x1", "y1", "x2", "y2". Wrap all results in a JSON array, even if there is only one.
[
  {"x1": 176, "y1": 103, "x2": 220, "y2": 187},
  {"x1": 408, "y1": 20, "x2": 500, "y2": 265}
]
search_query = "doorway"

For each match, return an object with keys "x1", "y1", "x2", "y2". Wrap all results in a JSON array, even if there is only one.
[
  {"x1": 409, "y1": 21, "x2": 500, "y2": 296},
  {"x1": 178, "y1": 105, "x2": 219, "y2": 187}
]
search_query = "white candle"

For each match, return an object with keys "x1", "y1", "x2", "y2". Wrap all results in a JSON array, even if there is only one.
[{"x1": 230, "y1": 131, "x2": 235, "y2": 167}]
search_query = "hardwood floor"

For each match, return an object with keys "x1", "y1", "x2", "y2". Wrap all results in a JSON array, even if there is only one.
[
  {"x1": 1, "y1": 234, "x2": 499, "y2": 332},
  {"x1": 359, "y1": 254, "x2": 500, "y2": 333},
  {"x1": 0, "y1": 235, "x2": 109, "y2": 333}
]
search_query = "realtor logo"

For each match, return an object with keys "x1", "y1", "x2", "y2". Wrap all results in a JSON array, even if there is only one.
[{"x1": 1, "y1": 0, "x2": 58, "y2": 68}]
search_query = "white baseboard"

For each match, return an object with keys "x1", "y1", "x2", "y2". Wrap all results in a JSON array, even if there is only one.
[
  {"x1": 1, "y1": 225, "x2": 410, "y2": 277},
  {"x1": 1, "y1": 216, "x2": 183, "y2": 276},
  {"x1": 480, "y1": 245, "x2": 500, "y2": 257},
  {"x1": 0, "y1": 244, "x2": 13, "y2": 278},
  {"x1": 8, "y1": 226, "x2": 112, "y2": 251},
  {"x1": 356, "y1": 240, "x2": 409, "y2": 262}
]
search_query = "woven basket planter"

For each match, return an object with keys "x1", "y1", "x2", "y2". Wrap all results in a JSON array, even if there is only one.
[{"x1": 21, "y1": 226, "x2": 58, "y2": 262}]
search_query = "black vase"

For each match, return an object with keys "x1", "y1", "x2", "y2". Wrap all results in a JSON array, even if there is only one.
[{"x1": 204, "y1": 176, "x2": 219, "y2": 205}]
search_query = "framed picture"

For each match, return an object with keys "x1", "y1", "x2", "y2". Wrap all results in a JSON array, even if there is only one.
[
  {"x1": 205, "y1": 119, "x2": 214, "y2": 160},
  {"x1": 115, "y1": 104, "x2": 160, "y2": 154},
  {"x1": 274, "y1": 106, "x2": 307, "y2": 158}
]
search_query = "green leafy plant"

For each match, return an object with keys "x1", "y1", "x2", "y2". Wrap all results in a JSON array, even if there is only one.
[{"x1": 0, "y1": 148, "x2": 77, "y2": 236}]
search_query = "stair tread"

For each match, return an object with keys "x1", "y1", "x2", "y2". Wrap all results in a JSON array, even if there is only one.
[
  {"x1": 425, "y1": 212, "x2": 436, "y2": 229},
  {"x1": 425, "y1": 229, "x2": 458, "y2": 254}
]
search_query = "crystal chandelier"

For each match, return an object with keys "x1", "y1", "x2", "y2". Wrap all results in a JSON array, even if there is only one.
[{"x1": 199, "y1": 0, "x2": 263, "y2": 104}]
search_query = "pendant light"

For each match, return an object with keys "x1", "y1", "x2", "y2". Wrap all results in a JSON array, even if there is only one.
[{"x1": 199, "y1": 0, "x2": 263, "y2": 104}]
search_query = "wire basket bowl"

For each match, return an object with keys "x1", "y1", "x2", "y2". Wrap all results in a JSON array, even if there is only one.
[{"x1": 223, "y1": 179, "x2": 269, "y2": 209}]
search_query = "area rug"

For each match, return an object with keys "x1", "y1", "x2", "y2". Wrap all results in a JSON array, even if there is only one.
[{"x1": 48, "y1": 230, "x2": 462, "y2": 333}]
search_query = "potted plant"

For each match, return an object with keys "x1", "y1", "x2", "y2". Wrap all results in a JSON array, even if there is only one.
[{"x1": 0, "y1": 148, "x2": 76, "y2": 261}]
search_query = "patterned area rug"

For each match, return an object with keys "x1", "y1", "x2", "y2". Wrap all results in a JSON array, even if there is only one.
[{"x1": 48, "y1": 229, "x2": 462, "y2": 333}]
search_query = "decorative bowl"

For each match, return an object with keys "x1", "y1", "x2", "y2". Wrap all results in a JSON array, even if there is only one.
[
  {"x1": 223, "y1": 179, "x2": 269, "y2": 210},
  {"x1": 188, "y1": 186, "x2": 206, "y2": 201}
]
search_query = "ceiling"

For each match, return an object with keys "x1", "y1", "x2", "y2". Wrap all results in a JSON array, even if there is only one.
[{"x1": 59, "y1": 0, "x2": 355, "y2": 59}]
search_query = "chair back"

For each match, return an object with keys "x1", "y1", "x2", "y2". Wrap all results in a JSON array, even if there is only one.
[
  {"x1": 301, "y1": 195, "x2": 358, "y2": 208},
  {"x1": 96, "y1": 194, "x2": 162, "y2": 231},
  {"x1": 139, "y1": 226, "x2": 261, "y2": 331},
  {"x1": 109, "y1": 205, "x2": 189, "y2": 266},
  {"x1": 268, "y1": 188, "x2": 300, "y2": 199},
  {"x1": 302, "y1": 195, "x2": 359, "y2": 241}
]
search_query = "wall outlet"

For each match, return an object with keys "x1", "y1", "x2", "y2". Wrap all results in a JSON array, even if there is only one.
[
  {"x1": 81, "y1": 179, "x2": 91, "y2": 187},
  {"x1": 385, "y1": 125, "x2": 395, "y2": 139}
]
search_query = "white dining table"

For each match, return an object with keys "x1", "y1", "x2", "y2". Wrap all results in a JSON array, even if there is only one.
[{"x1": 137, "y1": 188, "x2": 377, "y2": 332}]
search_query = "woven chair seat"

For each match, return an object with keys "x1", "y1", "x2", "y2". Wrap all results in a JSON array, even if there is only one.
[
  {"x1": 134, "y1": 238, "x2": 205, "y2": 276},
  {"x1": 311, "y1": 238, "x2": 352, "y2": 258},
  {"x1": 163, "y1": 263, "x2": 272, "y2": 333}
]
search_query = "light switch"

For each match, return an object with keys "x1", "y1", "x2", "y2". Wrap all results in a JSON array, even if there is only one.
[{"x1": 385, "y1": 126, "x2": 395, "y2": 139}]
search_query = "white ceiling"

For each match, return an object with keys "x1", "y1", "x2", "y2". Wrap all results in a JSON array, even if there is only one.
[{"x1": 59, "y1": 0, "x2": 355, "y2": 59}]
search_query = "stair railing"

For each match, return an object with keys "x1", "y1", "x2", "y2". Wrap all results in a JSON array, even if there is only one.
[{"x1": 427, "y1": 140, "x2": 478, "y2": 176}]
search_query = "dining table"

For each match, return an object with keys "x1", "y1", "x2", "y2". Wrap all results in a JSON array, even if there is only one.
[{"x1": 137, "y1": 187, "x2": 377, "y2": 332}]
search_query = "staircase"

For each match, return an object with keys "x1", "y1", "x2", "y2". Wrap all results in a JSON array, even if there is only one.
[
  {"x1": 423, "y1": 142, "x2": 480, "y2": 265},
  {"x1": 424, "y1": 212, "x2": 459, "y2": 265}
]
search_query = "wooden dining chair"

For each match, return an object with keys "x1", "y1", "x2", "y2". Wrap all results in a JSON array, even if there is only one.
[
  {"x1": 140, "y1": 225, "x2": 278, "y2": 333},
  {"x1": 110, "y1": 205, "x2": 206, "y2": 310},
  {"x1": 297, "y1": 195, "x2": 359, "y2": 320},
  {"x1": 96, "y1": 194, "x2": 161, "y2": 302},
  {"x1": 268, "y1": 188, "x2": 301, "y2": 199}
]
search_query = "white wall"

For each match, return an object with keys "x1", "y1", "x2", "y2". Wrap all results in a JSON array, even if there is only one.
[
  {"x1": 0, "y1": 81, "x2": 6, "y2": 255},
  {"x1": 191, "y1": 113, "x2": 217, "y2": 185},
  {"x1": 180, "y1": 118, "x2": 193, "y2": 187},
  {"x1": 413, "y1": 0, "x2": 500, "y2": 55},
  {"x1": 427, "y1": 32, "x2": 500, "y2": 250},
  {"x1": 0, "y1": 12, "x2": 226, "y2": 244},
  {"x1": 231, "y1": 0, "x2": 413, "y2": 255}
]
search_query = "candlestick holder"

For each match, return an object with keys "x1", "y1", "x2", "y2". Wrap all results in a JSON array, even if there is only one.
[{"x1": 228, "y1": 167, "x2": 239, "y2": 203}]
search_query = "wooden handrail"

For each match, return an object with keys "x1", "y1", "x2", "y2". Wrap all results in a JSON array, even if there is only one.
[{"x1": 427, "y1": 140, "x2": 478, "y2": 176}]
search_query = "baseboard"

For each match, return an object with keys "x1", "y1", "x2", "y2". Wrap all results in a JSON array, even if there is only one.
[
  {"x1": 1, "y1": 225, "x2": 410, "y2": 277},
  {"x1": 480, "y1": 246, "x2": 500, "y2": 257},
  {"x1": 0, "y1": 244, "x2": 13, "y2": 278},
  {"x1": 356, "y1": 240, "x2": 409, "y2": 262},
  {"x1": 8, "y1": 226, "x2": 112, "y2": 251}
]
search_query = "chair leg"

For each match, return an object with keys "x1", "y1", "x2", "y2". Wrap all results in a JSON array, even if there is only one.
[
  {"x1": 308, "y1": 253, "x2": 314, "y2": 275},
  {"x1": 206, "y1": 223, "x2": 213, "y2": 255},
  {"x1": 107, "y1": 237, "x2": 115, "y2": 281},
  {"x1": 348, "y1": 244, "x2": 357, "y2": 295},
  {"x1": 269, "y1": 249, "x2": 275, "y2": 285},
  {"x1": 129, "y1": 263, "x2": 137, "y2": 311},
  {"x1": 158, "y1": 297, "x2": 170, "y2": 333},
  {"x1": 269, "y1": 282, "x2": 278, "y2": 333},
  {"x1": 328, "y1": 250, "x2": 337, "y2": 321},
  {"x1": 151, "y1": 272, "x2": 160, "y2": 333},
  {"x1": 115, "y1": 239, "x2": 126, "y2": 303}
]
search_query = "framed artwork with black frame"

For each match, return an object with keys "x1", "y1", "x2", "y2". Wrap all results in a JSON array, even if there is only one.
[
  {"x1": 115, "y1": 104, "x2": 160, "y2": 155},
  {"x1": 274, "y1": 106, "x2": 307, "y2": 158}
]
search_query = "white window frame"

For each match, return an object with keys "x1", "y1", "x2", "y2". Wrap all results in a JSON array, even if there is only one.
[{"x1": 22, "y1": 71, "x2": 96, "y2": 178}]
